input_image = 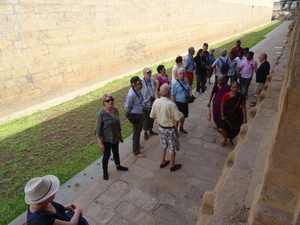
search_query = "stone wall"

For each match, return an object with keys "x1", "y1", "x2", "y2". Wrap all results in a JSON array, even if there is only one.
[
  {"x1": 197, "y1": 16, "x2": 300, "y2": 225},
  {"x1": 248, "y1": 15, "x2": 300, "y2": 225},
  {"x1": 0, "y1": 0, "x2": 273, "y2": 117}
]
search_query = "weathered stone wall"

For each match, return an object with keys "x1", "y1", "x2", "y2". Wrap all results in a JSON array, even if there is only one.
[
  {"x1": 197, "y1": 17, "x2": 300, "y2": 225},
  {"x1": 247, "y1": 15, "x2": 300, "y2": 225},
  {"x1": 0, "y1": 0, "x2": 273, "y2": 117}
]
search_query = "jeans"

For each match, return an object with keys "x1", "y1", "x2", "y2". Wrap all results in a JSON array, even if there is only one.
[
  {"x1": 228, "y1": 76, "x2": 236, "y2": 85},
  {"x1": 241, "y1": 77, "x2": 252, "y2": 97},
  {"x1": 102, "y1": 142, "x2": 120, "y2": 170}
]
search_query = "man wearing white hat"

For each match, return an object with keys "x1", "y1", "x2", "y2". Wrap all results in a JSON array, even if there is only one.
[
  {"x1": 24, "y1": 175, "x2": 88, "y2": 224},
  {"x1": 140, "y1": 67, "x2": 158, "y2": 140}
]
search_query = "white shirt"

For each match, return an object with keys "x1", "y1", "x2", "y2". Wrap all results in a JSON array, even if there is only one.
[
  {"x1": 172, "y1": 65, "x2": 180, "y2": 83},
  {"x1": 235, "y1": 56, "x2": 246, "y2": 74}
]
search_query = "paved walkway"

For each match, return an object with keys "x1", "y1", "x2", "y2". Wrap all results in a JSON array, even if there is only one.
[{"x1": 10, "y1": 21, "x2": 291, "y2": 225}]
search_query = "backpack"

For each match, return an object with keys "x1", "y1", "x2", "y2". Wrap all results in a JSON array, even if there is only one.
[{"x1": 219, "y1": 57, "x2": 230, "y2": 74}]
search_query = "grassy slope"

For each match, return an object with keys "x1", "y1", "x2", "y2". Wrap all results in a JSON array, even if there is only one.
[{"x1": 0, "y1": 21, "x2": 283, "y2": 224}]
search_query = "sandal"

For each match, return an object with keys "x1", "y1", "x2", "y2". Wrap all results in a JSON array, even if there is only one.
[{"x1": 160, "y1": 160, "x2": 170, "y2": 168}]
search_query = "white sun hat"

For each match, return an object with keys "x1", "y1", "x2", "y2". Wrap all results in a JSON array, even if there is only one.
[{"x1": 24, "y1": 175, "x2": 60, "y2": 205}]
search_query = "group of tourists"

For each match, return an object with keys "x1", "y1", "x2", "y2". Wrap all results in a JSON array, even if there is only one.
[
  {"x1": 23, "y1": 40, "x2": 271, "y2": 225},
  {"x1": 94, "y1": 40, "x2": 271, "y2": 178}
]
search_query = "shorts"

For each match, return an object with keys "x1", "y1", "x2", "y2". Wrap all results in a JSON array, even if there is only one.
[
  {"x1": 255, "y1": 83, "x2": 265, "y2": 94},
  {"x1": 158, "y1": 126, "x2": 180, "y2": 152},
  {"x1": 176, "y1": 101, "x2": 189, "y2": 118}
]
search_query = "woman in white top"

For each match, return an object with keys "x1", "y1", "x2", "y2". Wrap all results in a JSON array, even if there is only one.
[{"x1": 171, "y1": 56, "x2": 183, "y2": 83}]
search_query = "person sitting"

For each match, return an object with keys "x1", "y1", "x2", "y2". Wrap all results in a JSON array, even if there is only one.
[{"x1": 25, "y1": 175, "x2": 89, "y2": 225}]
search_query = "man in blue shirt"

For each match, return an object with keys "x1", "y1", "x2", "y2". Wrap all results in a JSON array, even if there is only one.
[
  {"x1": 184, "y1": 47, "x2": 196, "y2": 86},
  {"x1": 171, "y1": 68, "x2": 191, "y2": 134}
]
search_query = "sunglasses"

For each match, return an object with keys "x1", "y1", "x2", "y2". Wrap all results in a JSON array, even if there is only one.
[{"x1": 105, "y1": 98, "x2": 114, "y2": 103}]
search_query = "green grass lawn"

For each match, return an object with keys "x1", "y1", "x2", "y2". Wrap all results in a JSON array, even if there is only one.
[{"x1": 0, "y1": 21, "x2": 283, "y2": 225}]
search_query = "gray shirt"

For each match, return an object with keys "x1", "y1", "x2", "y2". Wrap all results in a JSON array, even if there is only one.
[
  {"x1": 140, "y1": 77, "x2": 155, "y2": 108},
  {"x1": 95, "y1": 108, "x2": 121, "y2": 143},
  {"x1": 228, "y1": 58, "x2": 237, "y2": 77},
  {"x1": 212, "y1": 56, "x2": 229, "y2": 76},
  {"x1": 125, "y1": 88, "x2": 144, "y2": 114}
]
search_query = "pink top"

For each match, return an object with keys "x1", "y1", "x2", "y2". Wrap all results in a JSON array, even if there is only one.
[
  {"x1": 156, "y1": 74, "x2": 169, "y2": 88},
  {"x1": 239, "y1": 59, "x2": 257, "y2": 79}
]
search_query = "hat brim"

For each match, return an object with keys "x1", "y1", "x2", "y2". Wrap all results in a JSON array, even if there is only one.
[{"x1": 25, "y1": 175, "x2": 60, "y2": 205}]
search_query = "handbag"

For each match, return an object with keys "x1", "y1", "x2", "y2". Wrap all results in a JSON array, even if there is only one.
[
  {"x1": 207, "y1": 107, "x2": 212, "y2": 121},
  {"x1": 127, "y1": 113, "x2": 139, "y2": 123},
  {"x1": 176, "y1": 79, "x2": 195, "y2": 104}
]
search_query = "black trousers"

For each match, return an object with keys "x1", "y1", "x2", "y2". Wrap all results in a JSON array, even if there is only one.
[
  {"x1": 102, "y1": 142, "x2": 120, "y2": 170},
  {"x1": 196, "y1": 73, "x2": 207, "y2": 92}
]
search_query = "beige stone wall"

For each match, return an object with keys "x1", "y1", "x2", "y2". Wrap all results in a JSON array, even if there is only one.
[
  {"x1": 197, "y1": 18, "x2": 300, "y2": 225},
  {"x1": 0, "y1": 0, "x2": 273, "y2": 117},
  {"x1": 248, "y1": 17, "x2": 300, "y2": 225}
]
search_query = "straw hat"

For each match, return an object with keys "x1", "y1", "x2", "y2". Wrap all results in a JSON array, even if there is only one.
[{"x1": 24, "y1": 175, "x2": 60, "y2": 205}]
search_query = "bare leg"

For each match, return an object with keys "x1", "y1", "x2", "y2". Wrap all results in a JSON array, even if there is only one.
[
  {"x1": 160, "y1": 148, "x2": 167, "y2": 164},
  {"x1": 169, "y1": 152, "x2": 176, "y2": 167},
  {"x1": 179, "y1": 117, "x2": 185, "y2": 128},
  {"x1": 255, "y1": 93, "x2": 260, "y2": 104},
  {"x1": 221, "y1": 130, "x2": 228, "y2": 146},
  {"x1": 228, "y1": 139, "x2": 234, "y2": 146}
]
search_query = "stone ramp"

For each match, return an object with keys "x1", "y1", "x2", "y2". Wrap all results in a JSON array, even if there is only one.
[
  {"x1": 68, "y1": 92, "x2": 234, "y2": 225},
  {"x1": 197, "y1": 21, "x2": 293, "y2": 225},
  {"x1": 9, "y1": 21, "x2": 291, "y2": 225}
]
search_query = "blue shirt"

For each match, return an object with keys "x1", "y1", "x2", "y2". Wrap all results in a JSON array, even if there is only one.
[
  {"x1": 125, "y1": 88, "x2": 144, "y2": 114},
  {"x1": 208, "y1": 53, "x2": 216, "y2": 69},
  {"x1": 171, "y1": 78, "x2": 191, "y2": 103},
  {"x1": 184, "y1": 55, "x2": 195, "y2": 72}
]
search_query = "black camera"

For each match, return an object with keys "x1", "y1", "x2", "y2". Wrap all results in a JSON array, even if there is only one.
[
  {"x1": 142, "y1": 107, "x2": 151, "y2": 112},
  {"x1": 150, "y1": 96, "x2": 155, "y2": 102},
  {"x1": 186, "y1": 95, "x2": 195, "y2": 100}
]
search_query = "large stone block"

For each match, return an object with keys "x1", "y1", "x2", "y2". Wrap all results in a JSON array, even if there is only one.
[
  {"x1": 0, "y1": 5, "x2": 14, "y2": 14},
  {"x1": 0, "y1": 0, "x2": 274, "y2": 119}
]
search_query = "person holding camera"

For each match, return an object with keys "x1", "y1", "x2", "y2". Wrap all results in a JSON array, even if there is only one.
[
  {"x1": 125, "y1": 76, "x2": 146, "y2": 158},
  {"x1": 141, "y1": 68, "x2": 159, "y2": 140},
  {"x1": 171, "y1": 68, "x2": 191, "y2": 134}
]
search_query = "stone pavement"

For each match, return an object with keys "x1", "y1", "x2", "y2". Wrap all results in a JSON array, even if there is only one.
[
  {"x1": 69, "y1": 92, "x2": 234, "y2": 225},
  {"x1": 9, "y1": 21, "x2": 291, "y2": 225}
]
